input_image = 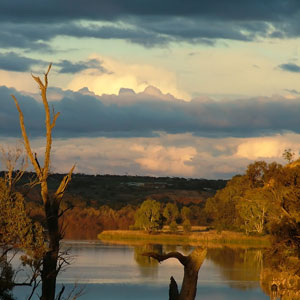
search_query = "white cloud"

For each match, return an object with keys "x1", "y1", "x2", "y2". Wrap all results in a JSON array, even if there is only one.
[
  {"x1": 131, "y1": 144, "x2": 197, "y2": 176},
  {"x1": 236, "y1": 138, "x2": 284, "y2": 159},
  {"x1": 2, "y1": 133, "x2": 300, "y2": 179},
  {"x1": 67, "y1": 54, "x2": 190, "y2": 100},
  {"x1": 235, "y1": 135, "x2": 300, "y2": 160}
]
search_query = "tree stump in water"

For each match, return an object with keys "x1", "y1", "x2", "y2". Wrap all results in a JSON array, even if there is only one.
[{"x1": 144, "y1": 247, "x2": 207, "y2": 300}]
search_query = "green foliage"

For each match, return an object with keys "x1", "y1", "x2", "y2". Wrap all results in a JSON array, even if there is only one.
[
  {"x1": 205, "y1": 175, "x2": 248, "y2": 231},
  {"x1": 134, "y1": 199, "x2": 163, "y2": 232},
  {"x1": 205, "y1": 157, "x2": 300, "y2": 258},
  {"x1": 169, "y1": 220, "x2": 178, "y2": 233},
  {"x1": 163, "y1": 203, "x2": 179, "y2": 224},
  {"x1": 237, "y1": 188, "x2": 270, "y2": 234}
]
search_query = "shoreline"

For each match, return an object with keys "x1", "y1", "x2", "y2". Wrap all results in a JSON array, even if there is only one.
[{"x1": 97, "y1": 229, "x2": 270, "y2": 247}]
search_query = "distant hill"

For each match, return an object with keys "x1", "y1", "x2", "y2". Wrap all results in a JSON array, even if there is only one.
[{"x1": 8, "y1": 172, "x2": 227, "y2": 209}]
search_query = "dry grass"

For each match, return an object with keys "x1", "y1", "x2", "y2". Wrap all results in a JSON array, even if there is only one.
[{"x1": 98, "y1": 228, "x2": 270, "y2": 246}]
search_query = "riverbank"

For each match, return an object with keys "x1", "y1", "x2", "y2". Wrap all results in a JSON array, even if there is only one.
[{"x1": 98, "y1": 229, "x2": 270, "y2": 246}]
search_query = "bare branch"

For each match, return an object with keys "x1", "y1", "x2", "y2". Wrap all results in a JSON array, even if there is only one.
[
  {"x1": 51, "y1": 112, "x2": 60, "y2": 129},
  {"x1": 55, "y1": 284, "x2": 65, "y2": 300},
  {"x1": 44, "y1": 63, "x2": 52, "y2": 89},
  {"x1": 51, "y1": 105, "x2": 60, "y2": 129},
  {"x1": 31, "y1": 75, "x2": 44, "y2": 90},
  {"x1": 58, "y1": 206, "x2": 72, "y2": 218},
  {"x1": 143, "y1": 251, "x2": 188, "y2": 266},
  {"x1": 11, "y1": 95, "x2": 42, "y2": 179},
  {"x1": 55, "y1": 164, "x2": 76, "y2": 201}
]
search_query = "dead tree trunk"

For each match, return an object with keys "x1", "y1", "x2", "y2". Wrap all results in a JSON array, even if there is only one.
[
  {"x1": 12, "y1": 64, "x2": 75, "y2": 300},
  {"x1": 145, "y1": 247, "x2": 207, "y2": 300}
]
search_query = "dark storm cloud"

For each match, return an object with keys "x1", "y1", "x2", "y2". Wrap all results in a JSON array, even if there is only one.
[
  {"x1": 0, "y1": 52, "x2": 111, "y2": 75},
  {"x1": 55, "y1": 59, "x2": 109, "y2": 74},
  {"x1": 2, "y1": 85, "x2": 300, "y2": 139},
  {"x1": 0, "y1": 52, "x2": 44, "y2": 72},
  {"x1": 0, "y1": 0, "x2": 298, "y2": 22},
  {"x1": 0, "y1": 22, "x2": 170, "y2": 50},
  {"x1": 278, "y1": 63, "x2": 300, "y2": 73},
  {"x1": 1, "y1": 0, "x2": 300, "y2": 49}
]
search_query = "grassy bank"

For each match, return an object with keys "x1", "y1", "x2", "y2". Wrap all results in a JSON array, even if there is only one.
[{"x1": 98, "y1": 229, "x2": 270, "y2": 246}]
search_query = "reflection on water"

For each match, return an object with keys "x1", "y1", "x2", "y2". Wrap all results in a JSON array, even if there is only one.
[
  {"x1": 207, "y1": 247, "x2": 263, "y2": 290},
  {"x1": 134, "y1": 244, "x2": 162, "y2": 277},
  {"x1": 13, "y1": 242, "x2": 271, "y2": 300},
  {"x1": 260, "y1": 252, "x2": 300, "y2": 300}
]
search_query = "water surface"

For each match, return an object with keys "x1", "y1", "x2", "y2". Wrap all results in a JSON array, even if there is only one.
[{"x1": 14, "y1": 241, "x2": 269, "y2": 300}]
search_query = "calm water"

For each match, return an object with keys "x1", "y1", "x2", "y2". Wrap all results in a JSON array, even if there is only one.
[{"x1": 13, "y1": 241, "x2": 270, "y2": 300}]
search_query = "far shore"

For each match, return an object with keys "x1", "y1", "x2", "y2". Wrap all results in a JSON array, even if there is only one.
[{"x1": 97, "y1": 227, "x2": 270, "y2": 247}]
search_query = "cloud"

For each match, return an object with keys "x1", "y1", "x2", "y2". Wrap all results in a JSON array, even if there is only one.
[
  {"x1": 236, "y1": 138, "x2": 284, "y2": 159},
  {"x1": 3, "y1": 83, "x2": 300, "y2": 139},
  {"x1": 278, "y1": 63, "x2": 300, "y2": 73},
  {"x1": 0, "y1": 0, "x2": 297, "y2": 23},
  {"x1": 132, "y1": 144, "x2": 196, "y2": 176},
  {"x1": 55, "y1": 58, "x2": 109, "y2": 74},
  {"x1": 0, "y1": 52, "x2": 44, "y2": 72},
  {"x1": 1, "y1": 1, "x2": 300, "y2": 49},
  {"x1": 2, "y1": 132, "x2": 300, "y2": 179},
  {"x1": 67, "y1": 54, "x2": 189, "y2": 99}
]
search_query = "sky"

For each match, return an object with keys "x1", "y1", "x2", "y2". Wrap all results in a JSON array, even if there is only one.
[{"x1": 1, "y1": 0, "x2": 300, "y2": 179}]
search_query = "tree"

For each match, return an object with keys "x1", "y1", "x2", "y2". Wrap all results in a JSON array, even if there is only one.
[
  {"x1": 181, "y1": 206, "x2": 191, "y2": 222},
  {"x1": 205, "y1": 175, "x2": 248, "y2": 231},
  {"x1": 163, "y1": 203, "x2": 179, "y2": 224},
  {"x1": 282, "y1": 148, "x2": 295, "y2": 163},
  {"x1": 0, "y1": 148, "x2": 45, "y2": 299},
  {"x1": 237, "y1": 189, "x2": 270, "y2": 234},
  {"x1": 11, "y1": 64, "x2": 75, "y2": 300},
  {"x1": 134, "y1": 199, "x2": 163, "y2": 232}
]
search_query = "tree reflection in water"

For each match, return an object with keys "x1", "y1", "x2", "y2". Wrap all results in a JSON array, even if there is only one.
[
  {"x1": 207, "y1": 246, "x2": 263, "y2": 290},
  {"x1": 260, "y1": 251, "x2": 300, "y2": 300},
  {"x1": 134, "y1": 244, "x2": 162, "y2": 277}
]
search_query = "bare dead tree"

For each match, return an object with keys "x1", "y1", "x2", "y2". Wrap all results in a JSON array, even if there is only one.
[
  {"x1": 11, "y1": 64, "x2": 75, "y2": 300},
  {"x1": 144, "y1": 247, "x2": 207, "y2": 300}
]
